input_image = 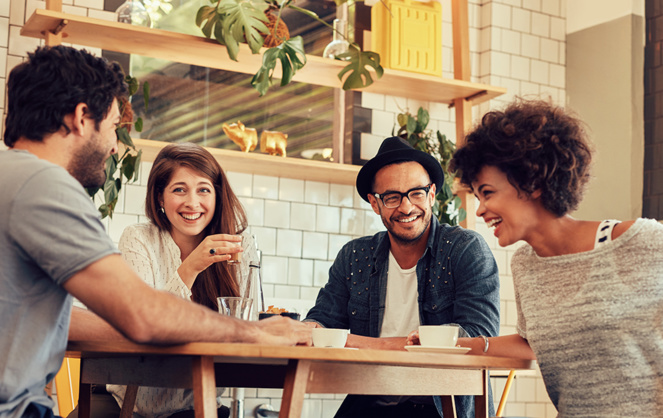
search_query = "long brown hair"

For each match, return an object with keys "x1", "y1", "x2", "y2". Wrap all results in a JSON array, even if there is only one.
[{"x1": 145, "y1": 143, "x2": 248, "y2": 310}]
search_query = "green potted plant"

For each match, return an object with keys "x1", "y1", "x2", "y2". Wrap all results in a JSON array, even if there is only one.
[
  {"x1": 86, "y1": 75, "x2": 149, "y2": 218},
  {"x1": 195, "y1": 0, "x2": 384, "y2": 96},
  {"x1": 396, "y1": 107, "x2": 466, "y2": 226}
]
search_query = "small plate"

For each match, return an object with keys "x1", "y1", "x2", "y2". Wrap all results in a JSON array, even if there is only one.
[{"x1": 404, "y1": 346, "x2": 471, "y2": 354}]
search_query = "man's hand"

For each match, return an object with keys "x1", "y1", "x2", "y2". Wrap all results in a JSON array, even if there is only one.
[{"x1": 254, "y1": 316, "x2": 312, "y2": 346}]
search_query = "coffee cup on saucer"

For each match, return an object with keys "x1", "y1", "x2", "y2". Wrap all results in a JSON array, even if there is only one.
[{"x1": 418, "y1": 325, "x2": 459, "y2": 347}]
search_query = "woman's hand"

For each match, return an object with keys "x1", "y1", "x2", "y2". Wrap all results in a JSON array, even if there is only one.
[
  {"x1": 406, "y1": 330, "x2": 420, "y2": 346},
  {"x1": 177, "y1": 234, "x2": 243, "y2": 289}
]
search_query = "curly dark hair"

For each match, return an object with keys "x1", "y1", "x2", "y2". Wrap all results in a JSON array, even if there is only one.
[
  {"x1": 4, "y1": 46, "x2": 127, "y2": 147},
  {"x1": 450, "y1": 98, "x2": 594, "y2": 217}
]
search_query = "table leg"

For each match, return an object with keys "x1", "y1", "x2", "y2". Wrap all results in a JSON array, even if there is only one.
[
  {"x1": 192, "y1": 356, "x2": 217, "y2": 418},
  {"x1": 279, "y1": 359, "x2": 310, "y2": 418},
  {"x1": 440, "y1": 395, "x2": 456, "y2": 417},
  {"x1": 474, "y1": 370, "x2": 489, "y2": 418},
  {"x1": 120, "y1": 385, "x2": 139, "y2": 418},
  {"x1": 78, "y1": 383, "x2": 91, "y2": 418}
]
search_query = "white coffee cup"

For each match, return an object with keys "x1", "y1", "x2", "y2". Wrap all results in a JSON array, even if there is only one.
[
  {"x1": 418, "y1": 325, "x2": 459, "y2": 347},
  {"x1": 311, "y1": 328, "x2": 350, "y2": 348}
]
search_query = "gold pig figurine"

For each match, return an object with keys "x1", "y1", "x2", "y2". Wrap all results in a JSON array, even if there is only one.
[
  {"x1": 222, "y1": 121, "x2": 258, "y2": 152},
  {"x1": 260, "y1": 130, "x2": 288, "y2": 157}
]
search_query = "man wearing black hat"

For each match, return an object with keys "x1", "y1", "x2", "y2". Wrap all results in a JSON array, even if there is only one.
[{"x1": 305, "y1": 137, "x2": 500, "y2": 418}]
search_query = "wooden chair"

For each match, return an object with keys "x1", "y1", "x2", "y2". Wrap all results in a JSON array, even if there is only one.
[
  {"x1": 494, "y1": 370, "x2": 516, "y2": 417},
  {"x1": 54, "y1": 357, "x2": 81, "y2": 417},
  {"x1": 54, "y1": 356, "x2": 138, "y2": 418}
]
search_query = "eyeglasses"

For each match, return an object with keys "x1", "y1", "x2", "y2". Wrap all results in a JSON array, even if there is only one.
[{"x1": 373, "y1": 184, "x2": 433, "y2": 209}]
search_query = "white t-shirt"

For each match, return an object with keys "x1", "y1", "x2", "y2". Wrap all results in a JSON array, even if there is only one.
[{"x1": 379, "y1": 251, "x2": 420, "y2": 337}]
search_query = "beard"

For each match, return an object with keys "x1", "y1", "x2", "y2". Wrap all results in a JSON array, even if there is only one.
[
  {"x1": 381, "y1": 207, "x2": 432, "y2": 246},
  {"x1": 68, "y1": 131, "x2": 110, "y2": 188}
]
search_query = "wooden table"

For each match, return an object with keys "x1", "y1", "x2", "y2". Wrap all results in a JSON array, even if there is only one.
[{"x1": 67, "y1": 340, "x2": 535, "y2": 418}]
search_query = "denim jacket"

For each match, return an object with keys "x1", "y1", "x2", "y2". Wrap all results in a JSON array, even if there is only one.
[{"x1": 305, "y1": 217, "x2": 500, "y2": 417}]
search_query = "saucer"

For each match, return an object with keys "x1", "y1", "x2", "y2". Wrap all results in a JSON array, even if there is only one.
[{"x1": 404, "y1": 346, "x2": 471, "y2": 354}]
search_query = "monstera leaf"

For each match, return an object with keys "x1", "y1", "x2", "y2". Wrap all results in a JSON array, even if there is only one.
[
  {"x1": 196, "y1": 5, "x2": 222, "y2": 39},
  {"x1": 337, "y1": 46, "x2": 384, "y2": 90},
  {"x1": 217, "y1": 0, "x2": 269, "y2": 59},
  {"x1": 197, "y1": 0, "x2": 269, "y2": 61},
  {"x1": 196, "y1": 0, "x2": 384, "y2": 95},
  {"x1": 252, "y1": 36, "x2": 306, "y2": 96}
]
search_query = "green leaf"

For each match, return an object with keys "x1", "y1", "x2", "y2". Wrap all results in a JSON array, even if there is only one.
[
  {"x1": 122, "y1": 154, "x2": 138, "y2": 181},
  {"x1": 406, "y1": 117, "x2": 417, "y2": 137},
  {"x1": 442, "y1": 182, "x2": 453, "y2": 200},
  {"x1": 104, "y1": 178, "x2": 118, "y2": 207},
  {"x1": 417, "y1": 108, "x2": 429, "y2": 130},
  {"x1": 134, "y1": 117, "x2": 143, "y2": 133},
  {"x1": 458, "y1": 208, "x2": 467, "y2": 223},
  {"x1": 251, "y1": 36, "x2": 306, "y2": 96},
  {"x1": 99, "y1": 204, "x2": 111, "y2": 219},
  {"x1": 217, "y1": 0, "x2": 270, "y2": 59},
  {"x1": 106, "y1": 153, "x2": 119, "y2": 179},
  {"x1": 142, "y1": 81, "x2": 150, "y2": 112},
  {"x1": 125, "y1": 75, "x2": 139, "y2": 96},
  {"x1": 86, "y1": 186, "x2": 100, "y2": 199},
  {"x1": 133, "y1": 150, "x2": 143, "y2": 182},
  {"x1": 397, "y1": 113, "x2": 408, "y2": 128},
  {"x1": 116, "y1": 126, "x2": 134, "y2": 148},
  {"x1": 196, "y1": 5, "x2": 219, "y2": 38},
  {"x1": 337, "y1": 48, "x2": 384, "y2": 90},
  {"x1": 213, "y1": 17, "x2": 227, "y2": 46}
]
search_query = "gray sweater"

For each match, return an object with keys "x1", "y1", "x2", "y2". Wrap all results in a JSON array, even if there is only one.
[{"x1": 512, "y1": 218, "x2": 663, "y2": 417}]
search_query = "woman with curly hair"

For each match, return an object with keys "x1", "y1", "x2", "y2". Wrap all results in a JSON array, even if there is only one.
[{"x1": 448, "y1": 98, "x2": 663, "y2": 416}]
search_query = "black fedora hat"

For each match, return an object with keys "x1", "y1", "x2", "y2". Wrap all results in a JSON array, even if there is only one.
[{"x1": 356, "y1": 136, "x2": 444, "y2": 202}]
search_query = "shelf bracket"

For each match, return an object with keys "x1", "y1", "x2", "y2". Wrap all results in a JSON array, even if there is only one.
[
  {"x1": 49, "y1": 19, "x2": 68, "y2": 36},
  {"x1": 448, "y1": 90, "x2": 488, "y2": 108}
]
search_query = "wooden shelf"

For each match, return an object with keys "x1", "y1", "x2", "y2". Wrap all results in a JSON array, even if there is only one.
[
  {"x1": 21, "y1": 9, "x2": 505, "y2": 106},
  {"x1": 135, "y1": 139, "x2": 360, "y2": 185}
]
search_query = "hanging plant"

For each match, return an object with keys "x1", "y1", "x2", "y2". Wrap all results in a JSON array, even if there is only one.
[
  {"x1": 195, "y1": 0, "x2": 384, "y2": 96},
  {"x1": 86, "y1": 75, "x2": 149, "y2": 218},
  {"x1": 396, "y1": 107, "x2": 466, "y2": 226}
]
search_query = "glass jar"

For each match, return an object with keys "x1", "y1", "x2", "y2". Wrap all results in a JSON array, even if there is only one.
[
  {"x1": 116, "y1": 0, "x2": 152, "y2": 28},
  {"x1": 323, "y1": 18, "x2": 350, "y2": 60}
]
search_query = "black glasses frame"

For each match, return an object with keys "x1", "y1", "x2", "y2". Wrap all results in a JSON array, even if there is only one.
[{"x1": 373, "y1": 184, "x2": 433, "y2": 208}]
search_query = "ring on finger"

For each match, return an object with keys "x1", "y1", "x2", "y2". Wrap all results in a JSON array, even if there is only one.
[{"x1": 209, "y1": 248, "x2": 216, "y2": 255}]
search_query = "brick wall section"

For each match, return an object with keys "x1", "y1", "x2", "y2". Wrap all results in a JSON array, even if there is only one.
[{"x1": 644, "y1": 0, "x2": 663, "y2": 217}]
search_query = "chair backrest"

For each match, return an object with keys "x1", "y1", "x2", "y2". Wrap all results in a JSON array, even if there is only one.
[
  {"x1": 54, "y1": 357, "x2": 81, "y2": 417},
  {"x1": 495, "y1": 369, "x2": 516, "y2": 417}
]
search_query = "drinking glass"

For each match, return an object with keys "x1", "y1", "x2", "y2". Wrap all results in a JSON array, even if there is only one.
[
  {"x1": 217, "y1": 297, "x2": 253, "y2": 320},
  {"x1": 227, "y1": 235, "x2": 243, "y2": 265}
]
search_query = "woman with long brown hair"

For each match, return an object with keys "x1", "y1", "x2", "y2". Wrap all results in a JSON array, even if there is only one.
[{"x1": 108, "y1": 142, "x2": 258, "y2": 418}]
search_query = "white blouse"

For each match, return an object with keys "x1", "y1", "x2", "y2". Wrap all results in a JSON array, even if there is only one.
[{"x1": 107, "y1": 222, "x2": 258, "y2": 418}]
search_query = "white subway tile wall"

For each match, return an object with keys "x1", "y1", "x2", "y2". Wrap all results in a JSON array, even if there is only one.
[{"x1": 0, "y1": 0, "x2": 571, "y2": 416}]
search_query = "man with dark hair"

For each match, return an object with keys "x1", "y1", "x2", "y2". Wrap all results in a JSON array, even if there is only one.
[
  {"x1": 0, "y1": 46, "x2": 310, "y2": 418},
  {"x1": 305, "y1": 136, "x2": 500, "y2": 418}
]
